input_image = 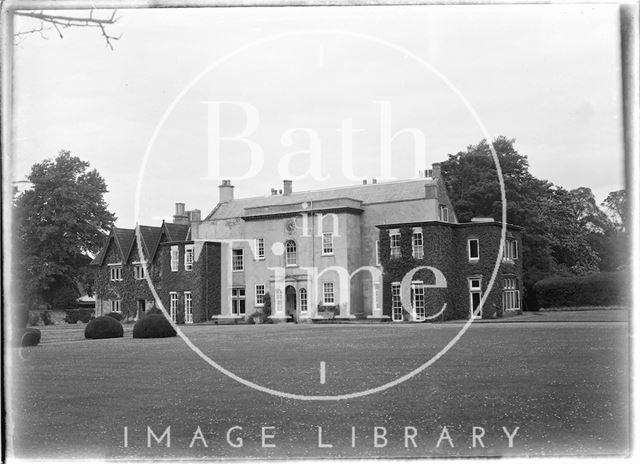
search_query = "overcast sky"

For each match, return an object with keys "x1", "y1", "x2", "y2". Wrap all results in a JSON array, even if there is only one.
[{"x1": 12, "y1": 4, "x2": 624, "y2": 227}]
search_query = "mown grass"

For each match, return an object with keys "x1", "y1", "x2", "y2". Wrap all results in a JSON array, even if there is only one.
[{"x1": 7, "y1": 312, "x2": 629, "y2": 459}]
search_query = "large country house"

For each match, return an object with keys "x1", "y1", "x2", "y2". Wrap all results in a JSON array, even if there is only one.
[{"x1": 91, "y1": 164, "x2": 523, "y2": 323}]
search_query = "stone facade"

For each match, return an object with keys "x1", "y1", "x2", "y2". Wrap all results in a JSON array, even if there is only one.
[{"x1": 92, "y1": 164, "x2": 524, "y2": 322}]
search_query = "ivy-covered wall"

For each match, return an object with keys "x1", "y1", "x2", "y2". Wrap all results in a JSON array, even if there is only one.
[
  {"x1": 93, "y1": 240, "x2": 160, "y2": 319},
  {"x1": 94, "y1": 239, "x2": 222, "y2": 323},
  {"x1": 156, "y1": 241, "x2": 222, "y2": 323},
  {"x1": 380, "y1": 222, "x2": 522, "y2": 321}
]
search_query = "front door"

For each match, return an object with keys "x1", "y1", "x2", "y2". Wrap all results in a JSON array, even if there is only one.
[{"x1": 285, "y1": 286, "x2": 297, "y2": 322}]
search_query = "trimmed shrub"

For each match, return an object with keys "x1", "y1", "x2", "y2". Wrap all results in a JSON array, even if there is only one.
[
  {"x1": 263, "y1": 293, "x2": 272, "y2": 318},
  {"x1": 133, "y1": 314, "x2": 177, "y2": 339},
  {"x1": 146, "y1": 306, "x2": 163, "y2": 315},
  {"x1": 84, "y1": 316, "x2": 124, "y2": 339},
  {"x1": 79, "y1": 308, "x2": 94, "y2": 323},
  {"x1": 105, "y1": 312, "x2": 123, "y2": 321},
  {"x1": 534, "y1": 271, "x2": 628, "y2": 308},
  {"x1": 64, "y1": 310, "x2": 79, "y2": 324},
  {"x1": 41, "y1": 310, "x2": 53, "y2": 326},
  {"x1": 20, "y1": 328, "x2": 42, "y2": 347}
]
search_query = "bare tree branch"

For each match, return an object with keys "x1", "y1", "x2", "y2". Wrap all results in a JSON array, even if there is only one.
[{"x1": 12, "y1": 9, "x2": 121, "y2": 49}]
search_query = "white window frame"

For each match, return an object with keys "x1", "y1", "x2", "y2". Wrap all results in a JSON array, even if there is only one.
[
  {"x1": 439, "y1": 205, "x2": 449, "y2": 222},
  {"x1": 503, "y1": 239, "x2": 518, "y2": 261},
  {"x1": 109, "y1": 265, "x2": 123, "y2": 282},
  {"x1": 391, "y1": 283, "x2": 402, "y2": 321},
  {"x1": 322, "y1": 232, "x2": 334, "y2": 255},
  {"x1": 170, "y1": 246, "x2": 179, "y2": 272},
  {"x1": 275, "y1": 288, "x2": 284, "y2": 313},
  {"x1": 133, "y1": 264, "x2": 145, "y2": 280},
  {"x1": 184, "y1": 244, "x2": 194, "y2": 271},
  {"x1": 412, "y1": 281, "x2": 426, "y2": 321},
  {"x1": 169, "y1": 292, "x2": 179, "y2": 322},
  {"x1": 255, "y1": 284, "x2": 265, "y2": 306},
  {"x1": 232, "y1": 287, "x2": 246, "y2": 315},
  {"x1": 256, "y1": 238, "x2": 265, "y2": 260},
  {"x1": 468, "y1": 238, "x2": 480, "y2": 261},
  {"x1": 412, "y1": 229, "x2": 424, "y2": 259},
  {"x1": 299, "y1": 288, "x2": 308, "y2": 313},
  {"x1": 375, "y1": 240, "x2": 381, "y2": 266},
  {"x1": 184, "y1": 291, "x2": 193, "y2": 323},
  {"x1": 468, "y1": 278, "x2": 482, "y2": 319},
  {"x1": 390, "y1": 231, "x2": 401, "y2": 258},
  {"x1": 322, "y1": 282, "x2": 335, "y2": 305},
  {"x1": 232, "y1": 249, "x2": 244, "y2": 272},
  {"x1": 285, "y1": 240, "x2": 297, "y2": 267},
  {"x1": 503, "y1": 278, "x2": 520, "y2": 311},
  {"x1": 110, "y1": 299, "x2": 121, "y2": 313}
]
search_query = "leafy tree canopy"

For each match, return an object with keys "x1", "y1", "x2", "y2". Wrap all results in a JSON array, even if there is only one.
[
  {"x1": 14, "y1": 151, "x2": 116, "y2": 308},
  {"x1": 440, "y1": 137, "x2": 624, "y2": 307}
]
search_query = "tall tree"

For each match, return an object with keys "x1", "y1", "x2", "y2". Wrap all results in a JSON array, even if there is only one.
[
  {"x1": 440, "y1": 137, "x2": 612, "y2": 308},
  {"x1": 602, "y1": 189, "x2": 627, "y2": 232},
  {"x1": 14, "y1": 151, "x2": 116, "y2": 309}
]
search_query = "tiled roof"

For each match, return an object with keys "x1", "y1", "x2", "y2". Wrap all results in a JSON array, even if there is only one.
[
  {"x1": 162, "y1": 222, "x2": 190, "y2": 242},
  {"x1": 138, "y1": 225, "x2": 163, "y2": 260},
  {"x1": 205, "y1": 178, "x2": 438, "y2": 220},
  {"x1": 114, "y1": 228, "x2": 135, "y2": 261},
  {"x1": 92, "y1": 225, "x2": 167, "y2": 266}
]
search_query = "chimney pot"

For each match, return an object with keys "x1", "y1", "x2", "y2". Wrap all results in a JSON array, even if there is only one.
[{"x1": 173, "y1": 203, "x2": 189, "y2": 225}]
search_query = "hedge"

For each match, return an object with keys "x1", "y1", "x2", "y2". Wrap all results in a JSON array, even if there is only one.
[
  {"x1": 132, "y1": 314, "x2": 177, "y2": 339},
  {"x1": 84, "y1": 316, "x2": 124, "y2": 339},
  {"x1": 105, "y1": 312, "x2": 123, "y2": 321},
  {"x1": 64, "y1": 308, "x2": 94, "y2": 324},
  {"x1": 533, "y1": 271, "x2": 628, "y2": 308}
]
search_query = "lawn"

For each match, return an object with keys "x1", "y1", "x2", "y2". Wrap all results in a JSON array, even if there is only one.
[{"x1": 7, "y1": 311, "x2": 629, "y2": 459}]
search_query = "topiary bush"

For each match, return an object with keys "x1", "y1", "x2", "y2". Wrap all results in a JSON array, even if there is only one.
[
  {"x1": 84, "y1": 316, "x2": 124, "y2": 339},
  {"x1": 105, "y1": 311, "x2": 123, "y2": 321},
  {"x1": 534, "y1": 271, "x2": 628, "y2": 308},
  {"x1": 133, "y1": 314, "x2": 177, "y2": 339},
  {"x1": 64, "y1": 310, "x2": 79, "y2": 324},
  {"x1": 41, "y1": 310, "x2": 53, "y2": 325},
  {"x1": 19, "y1": 328, "x2": 42, "y2": 346}
]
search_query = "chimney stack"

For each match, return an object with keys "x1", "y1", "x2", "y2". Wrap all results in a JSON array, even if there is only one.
[
  {"x1": 432, "y1": 163, "x2": 441, "y2": 179},
  {"x1": 218, "y1": 179, "x2": 234, "y2": 203},
  {"x1": 173, "y1": 203, "x2": 189, "y2": 225},
  {"x1": 283, "y1": 180, "x2": 292, "y2": 196},
  {"x1": 189, "y1": 209, "x2": 201, "y2": 223}
]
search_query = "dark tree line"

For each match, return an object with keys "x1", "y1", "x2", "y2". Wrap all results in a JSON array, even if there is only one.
[{"x1": 440, "y1": 136, "x2": 628, "y2": 309}]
